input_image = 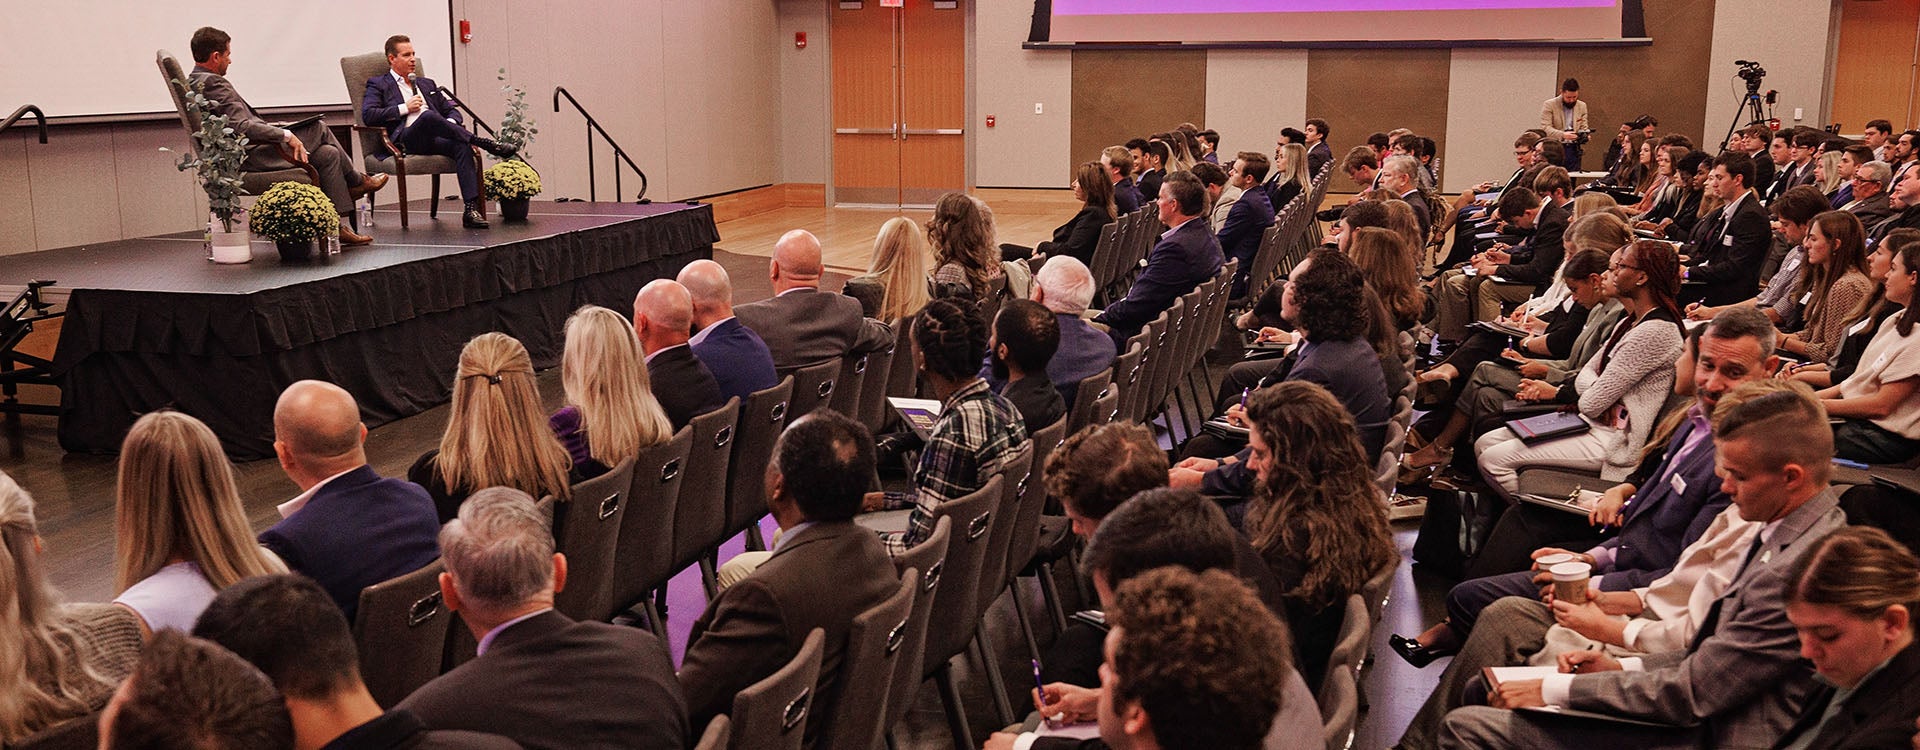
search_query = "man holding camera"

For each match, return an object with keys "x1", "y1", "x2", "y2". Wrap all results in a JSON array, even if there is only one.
[{"x1": 1540, "y1": 78, "x2": 1589, "y2": 172}]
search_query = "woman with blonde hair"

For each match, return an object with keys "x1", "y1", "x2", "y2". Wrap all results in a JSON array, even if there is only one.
[
  {"x1": 928, "y1": 192, "x2": 1002, "y2": 301},
  {"x1": 1570, "y1": 191, "x2": 1624, "y2": 221},
  {"x1": 112, "y1": 410, "x2": 286, "y2": 633},
  {"x1": 1345, "y1": 226, "x2": 1424, "y2": 330},
  {"x1": 550, "y1": 306, "x2": 674, "y2": 480},
  {"x1": 1, "y1": 472, "x2": 141, "y2": 741},
  {"x1": 1271, "y1": 143, "x2": 1312, "y2": 209},
  {"x1": 844, "y1": 217, "x2": 933, "y2": 323},
  {"x1": 1814, "y1": 149, "x2": 1847, "y2": 198},
  {"x1": 410, "y1": 332, "x2": 573, "y2": 522}
]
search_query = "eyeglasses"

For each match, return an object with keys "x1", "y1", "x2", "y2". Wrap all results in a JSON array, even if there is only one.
[{"x1": 1609, "y1": 262, "x2": 1642, "y2": 273}]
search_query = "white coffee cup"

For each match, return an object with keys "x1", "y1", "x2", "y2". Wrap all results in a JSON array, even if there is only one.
[
  {"x1": 1534, "y1": 552, "x2": 1576, "y2": 572},
  {"x1": 1550, "y1": 561, "x2": 1592, "y2": 605}
]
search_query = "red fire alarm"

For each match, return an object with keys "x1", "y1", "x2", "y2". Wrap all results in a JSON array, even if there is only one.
[
  {"x1": 795, "y1": 32, "x2": 807, "y2": 49},
  {"x1": 986, "y1": 114, "x2": 995, "y2": 128},
  {"x1": 459, "y1": 19, "x2": 472, "y2": 44}
]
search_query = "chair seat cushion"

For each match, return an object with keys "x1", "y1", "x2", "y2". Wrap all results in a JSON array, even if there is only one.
[
  {"x1": 240, "y1": 169, "x2": 315, "y2": 194},
  {"x1": 364, "y1": 154, "x2": 459, "y2": 175}
]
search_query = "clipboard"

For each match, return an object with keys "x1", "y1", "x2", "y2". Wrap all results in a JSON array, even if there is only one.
[
  {"x1": 273, "y1": 114, "x2": 324, "y2": 131},
  {"x1": 888, "y1": 397, "x2": 942, "y2": 441}
]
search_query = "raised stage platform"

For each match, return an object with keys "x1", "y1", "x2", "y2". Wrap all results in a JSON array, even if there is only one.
[{"x1": 2, "y1": 200, "x2": 717, "y2": 459}]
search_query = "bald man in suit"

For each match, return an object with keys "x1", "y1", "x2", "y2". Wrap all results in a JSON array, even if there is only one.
[{"x1": 732, "y1": 230, "x2": 894, "y2": 374}]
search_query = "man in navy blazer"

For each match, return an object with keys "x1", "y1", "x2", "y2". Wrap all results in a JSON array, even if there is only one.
[
  {"x1": 679, "y1": 260, "x2": 779, "y2": 403},
  {"x1": 1102, "y1": 146, "x2": 1143, "y2": 215},
  {"x1": 1218, "y1": 154, "x2": 1276, "y2": 297},
  {"x1": 259, "y1": 380, "x2": 441, "y2": 620},
  {"x1": 361, "y1": 35, "x2": 517, "y2": 229},
  {"x1": 1094, "y1": 171, "x2": 1224, "y2": 349}
]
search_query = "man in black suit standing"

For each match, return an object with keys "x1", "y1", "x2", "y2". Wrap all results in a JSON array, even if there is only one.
[
  {"x1": 187, "y1": 27, "x2": 386, "y2": 245},
  {"x1": 1684, "y1": 151, "x2": 1773, "y2": 306},
  {"x1": 733, "y1": 229, "x2": 894, "y2": 374},
  {"x1": 361, "y1": 35, "x2": 517, "y2": 229},
  {"x1": 681, "y1": 411, "x2": 899, "y2": 748},
  {"x1": 1103, "y1": 146, "x2": 1143, "y2": 215},
  {"x1": 1094, "y1": 171, "x2": 1224, "y2": 348},
  {"x1": 400, "y1": 488, "x2": 688, "y2": 750},
  {"x1": 1305, "y1": 118, "x2": 1334, "y2": 176},
  {"x1": 635, "y1": 279, "x2": 725, "y2": 430}
]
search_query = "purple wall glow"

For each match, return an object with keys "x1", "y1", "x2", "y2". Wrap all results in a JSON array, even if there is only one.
[{"x1": 1054, "y1": 0, "x2": 1614, "y2": 14}]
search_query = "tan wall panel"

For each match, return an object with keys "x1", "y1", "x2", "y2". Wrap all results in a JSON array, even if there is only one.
[
  {"x1": 1831, "y1": 0, "x2": 1919, "y2": 132},
  {"x1": 1069, "y1": 50, "x2": 1206, "y2": 181},
  {"x1": 1561, "y1": 2, "x2": 1715, "y2": 154},
  {"x1": 0, "y1": 134, "x2": 37, "y2": 255},
  {"x1": 973, "y1": 0, "x2": 1072, "y2": 188},
  {"x1": 1706, "y1": 0, "x2": 1833, "y2": 144},
  {"x1": 1305, "y1": 48, "x2": 1451, "y2": 192},
  {"x1": 778, "y1": 0, "x2": 830, "y2": 185},
  {"x1": 28, "y1": 128, "x2": 121, "y2": 250}
]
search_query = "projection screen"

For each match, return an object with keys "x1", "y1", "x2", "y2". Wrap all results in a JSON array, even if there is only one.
[{"x1": 1046, "y1": 0, "x2": 1629, "y2": 44}]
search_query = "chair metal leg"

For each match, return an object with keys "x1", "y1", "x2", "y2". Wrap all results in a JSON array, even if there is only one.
[
  {"x1": 641, "y1": 596, "x2": 667, "y2": 641},
  {"x1": 1008, "y1": 579, "x2": 1043, "y2": 663},
  {"x1": 1035, "y1": 565, "x2": 1069, "y2": 633},
  {"x1": 933, "y1": 664, "x2": 975, "y2": 750},
  {"x1": 429, "y1": 174, "x2": 441, "y2": 218},
  {"x1": 972, "y1": 627, "x2": 1016, "y2": 727},
  {"x1": 744, "y1": 523, "x2": 767, "y2": 552}
]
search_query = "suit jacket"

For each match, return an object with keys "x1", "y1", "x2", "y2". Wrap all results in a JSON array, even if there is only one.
[
  {"x1": 1038, "y1": 205, "x2": 1115, "y2": 266},
  {"x1": 1113, "y1": 178, "x2": 1143, "y2": 215},
  {"x1": 1218, "y1": 186, "x2": 1276, "y2": 294},
  {"x1": 1787, "y1": 160, "x2": 1819, "y2": 188},
  {"x1": 689, "y1": 317, "x2": 779, "y2": 404},
  {"x1": 678, "y1": 522, "x2": 897, "y2": 748},
  {"x1": 259, "y1": 466, "x2": 441, "y2": 621},
  {"x1": 647, "y1": 344, "x2": 725, "y2": 430},
  {"x1": 360, "y1": 73, "x2": 461, "y2": 149},
  {"x1": 318, "y1": 708, "x2": 522, "y2": 750},
  {"x1": 1770, "y1": 637, "x2": 1920, "y2": 750},
  {"x1": 399, "y1": 610, "x2": 688, "y2": 750},
  {"x1": 1845, "y1": 191, "x2": 1894, "y2": 227},
  {"x1": 1588, "y1": 414, "x2": 1731, "y2": 592},
  {"x1": 188, "y1": 66, "x2": 296, "y2": 171},
  {"x1": 1050, "y1": 313, "x2": 1117, "y2": 405},
  {"x1": 1540, "y1": 97, "x2": 1590, "y2": 142},
  {"x1": 1495, "y1": 200, "x2": 1571, "y2": 289},
  {"x1": 733, "y1": 288, "x2": 894, "y2": 373},
  {"x1": 1686, "y1": 192, "x2": 1773, "y2": 306},
  {"x1": 1307, "y1": 141, "x2": 1334, "y2": 177},
  {"x1": 1567, "y1": 489, "x2": 1847, "y2": 748},
  {"x1": 1266, "y1": 177, "x2": 1303, "y2": 214},
  {"x1": 1095, "y1": 218, "x2": 1223, "y2": 347},
  {"x1": 1135, "y1": 169, "x2": 1164, "y2": 205},
  {"x1": 1401, "y1": 189, "x2": 1433, "y2": 239},
  {"x1": 1829, "y1": 182, "x2": 1855, "y2": 209},
  {"x1": 1200, "y1": 336, "x2": 1389, "y2": 498},
  {"x1": 1752, "y1": 156, "x2": 1776, "y2": 198},
  {"x1": 1870, "y1": 205, "x2": 1920, "y2": 245},
  {"x1": 1209, "y1": 184, "x2": 1243, "y2": 234}
]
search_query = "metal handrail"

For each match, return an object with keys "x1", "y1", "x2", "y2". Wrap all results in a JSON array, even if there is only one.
[
  {"x1": 0, "y1": 105, "x2": 47, "y2": 144},
  {"x1": 436, "y1": 88, "x2": 496, "y2": 137},
  {"x1": 551, "y1": 87, "x2": 649, "y2": 202}
]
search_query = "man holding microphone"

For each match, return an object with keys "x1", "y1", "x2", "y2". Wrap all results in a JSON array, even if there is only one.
[{"x1": 361, "y1": 34, "x2": 519, "y2": 229}]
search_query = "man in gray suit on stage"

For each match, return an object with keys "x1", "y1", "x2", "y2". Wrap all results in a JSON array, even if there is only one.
[
  {"x1": 733, "y1": 229, "x2": 894, "y2": 374},
  {"x1": 187, "y1": 27, "x2": 388, "y2": 245},
  {"x1": 1433, "y1": 381, "x2": 1848, "y2": 749}
]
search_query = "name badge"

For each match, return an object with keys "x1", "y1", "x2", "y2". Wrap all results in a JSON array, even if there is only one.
[
  {"x1": 1724, "y1": 234, "x2": 1735, "y2": 247},
  {"x1": 1670, "y1": 472, "x2": 1687, "y2": 496},
  {"x1": 1848, "y1": 317, "x2": 1873, "y2": 337},
  {"x1": 1872, "y1": 351, "x2": 1891, "y2": 373},
  {"x1": 1800, "y1": 292, "x2": 1813, "y2": 305},
  {"x1": 1782, "y1": 257, "x2": 1800, "y2": 274}
]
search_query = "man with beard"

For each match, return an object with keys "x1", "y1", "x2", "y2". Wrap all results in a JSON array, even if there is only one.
[
  {"x1": 1871, "y1": 168, "x2": 1920, "y2": 244},
  {"x1": 986, "y1": 299, "x2": 1065, "y2": 429}
]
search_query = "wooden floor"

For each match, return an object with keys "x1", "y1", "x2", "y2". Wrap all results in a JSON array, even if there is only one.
[{"x1": 4, "y1": 189, "x2": 1445, "y2": 749}]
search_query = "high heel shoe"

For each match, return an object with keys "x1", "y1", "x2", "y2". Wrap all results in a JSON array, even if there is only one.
[
  {"x1": 1389, "y1": 633, "x2": 1457, "y2": 668},
  {"x1": 1397, "y1": 446, "x2": 1452, "y2": 486}
]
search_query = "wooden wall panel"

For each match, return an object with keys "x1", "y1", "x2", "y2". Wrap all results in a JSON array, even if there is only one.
[
  {"x1": 1069, "y1": 49, "x2": 1207, "y2": 180},
  {"x1": 1560, "y1": 1, "x2": 1715, "y2": 154},
  {"x1": 1831, "y1": 0, "x2": 1920, "y2": 132},
  {"x1": 1305, "y1": 48, "x2": 1451, "y2": 192},
  {"x1": 902, "y1": 0, "x2": 965, "y2": 130}
]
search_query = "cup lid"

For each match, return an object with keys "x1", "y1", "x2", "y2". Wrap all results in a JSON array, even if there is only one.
[{"x1": 1549, "y1": 561, "x2": 1592, "y2": 579}]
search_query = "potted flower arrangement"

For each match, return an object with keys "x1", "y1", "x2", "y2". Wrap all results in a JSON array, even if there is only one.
[
  {"x1": 166, "y1": 76, "x2": 251, "y2": 263},
  {"x1": 483, "y1": 159, "x2": 541, "y2": 222},
  {"x1": 249, "y1": 181, "x2": 339, "y2": 261}
]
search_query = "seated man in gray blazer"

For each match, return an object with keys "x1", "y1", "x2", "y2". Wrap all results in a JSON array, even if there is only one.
[
  {"x1": 399, "y1": 489, "x2": 688, "y2": 750},
  {"x1": 680, "y1": 410, "x2": 899, "y2": 749},
  {"x1": 1428, "y1": 383, "x2": 1848, "y2": 750},
  {"x1": 733, "y1": 229, "x2": 894, "y2": 374}
]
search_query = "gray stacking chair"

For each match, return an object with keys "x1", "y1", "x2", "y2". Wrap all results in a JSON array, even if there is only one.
[
  {"x1": 672, "y1": 398, "x2": 740, "y2": 599},
  {"x1": 353, "y1": 559, "x2": 450, "y2": 707},
  {"x1": 911, "y1": 475, "x2": 1003, "y2": 750},
  {"x1": 817, "y1": 569, "x2": 919, "y2": 750},
  {"x1": 787, "y1": 357, "x2": 842, "y2": 419},
  {"x1": 614, "y1": 427, "x2": 693, "y2": 637},
  {"x1": 727, "y1": 377, "x2": 793, "y2": 553},
  {"x1": 550, "y1": 457, "x2": 635, "y2": 622},
  {"x1": 885, "y1": 517, "x2": 951, "y2": 747},
  {"x1": 729, "y1": 628, "x2": 825, "y2": 750}
]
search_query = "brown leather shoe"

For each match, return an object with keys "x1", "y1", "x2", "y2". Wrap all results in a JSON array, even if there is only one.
[
  {"x1": 348, "y1": 173, "x2": 390, "y2": 198},
  {"x1": 339, "y1": 225, "x2": 374, "y2": 246}
]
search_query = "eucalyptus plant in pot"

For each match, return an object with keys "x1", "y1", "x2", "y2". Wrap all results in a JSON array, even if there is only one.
[
  {"x1": 167, "y1": 76, "x2": 250, "y2": 263},
  {"x1": 249, "y1": 182, "x2": 339, "y2": 261}
]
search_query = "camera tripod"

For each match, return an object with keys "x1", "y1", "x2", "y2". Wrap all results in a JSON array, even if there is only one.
[{"x1": 1720, "y1": 86, "x2": 1770, "y2": 150}]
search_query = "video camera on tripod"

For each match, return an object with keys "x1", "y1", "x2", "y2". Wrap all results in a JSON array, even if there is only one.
[
  {"x1": 1721, "y1": 60, "x2": 1777, "y2": 150},
  {"x1": 1735, "y1": 59, "x2": 1767, "y2": 91}
]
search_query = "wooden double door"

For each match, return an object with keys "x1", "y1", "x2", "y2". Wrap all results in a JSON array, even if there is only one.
[{"x1": 830, "y1": 0, "x2": 965, "y2": 208}]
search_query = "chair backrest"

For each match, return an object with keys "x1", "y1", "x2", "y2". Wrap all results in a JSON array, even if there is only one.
[
  {"x1": 9, "y1": 713, "x2": 98, "y2": 750},
  {"x1": 885, "y1": 517, "x2": 950, "y2": 734},
  {"x1": 885, "y1": 319, "x2": 920, "y2": 399},
  {"x1": 155, "y1": 51, "x2": 200, "y2": 156},
  {"x1": 1109, "y1": 340, "x2": 1144, "y2": 425},
  {"x1": 831, "y1": 353, "x2": 869, "y2": 417},
  {"x1": 1318, "y1": 664, "x2": 1357, "y2": 750},
  {"x1": 727, "y1": 378, "x2": 793, "y2": 538},
  {"x1": 352, "y1": 558, "x2": 449, "y2": 707},
  {"x1": 729, "y1": 628, "x2": 826, "y2": 750},
  {"x1": 856, "y1": 345, "x2": 897, "y2": 434},
  {"x1": 339, "y1": 52, "x2": 393, "y2": 157},
  {"x1": 787, "y1": 357, "x2": 843, "y2": 419},
  {"x1": 1321, "y1": 594, "x2": 1372, "y2": 694},
  {"x1": 694, "y1": 715, "x2": 731, "y2": 750},
  {"x1": 1065, "y1": 367, "x2": 1112, "y2": 437},
  {"x1": 551, "y1": 458, "x2": 636, "y2": 622},
  {"x1": 673, "y1": 398, "x2": 741, "y2": 573},
  {"x1": 976, "y1": 441, "x2": 1035, "y2": 615},
  {"x1": 613, "y1": 427, "x2": 694, "y2": 613},
  {"x1": 1093, "y1": 380, "x2": 1122, "y2": 425},
  {"x1": 1005, "y1": 418, "x2": 1067, "y2": 583},
  {"x1": 920, "y1": 474, "x2": 1004, "y2": 675},
  {"x1": 1362, "y1": 560, "x2": 1396, "y2": 624},
  {"x1": 818, "y1": 568, "x2": 919, "y2": 750}
]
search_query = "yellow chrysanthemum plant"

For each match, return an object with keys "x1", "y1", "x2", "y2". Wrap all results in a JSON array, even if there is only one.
[{"x1": 248, "y1": 182, "x2": 339, "y2": 242}]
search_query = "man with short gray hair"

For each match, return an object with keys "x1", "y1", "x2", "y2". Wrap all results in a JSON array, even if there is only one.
[
  {"x1": 1842, "y1": 160, "x2": 1895, "y2": 226},
  {"x1": 1023, "y1": 257, "x2": 1115, "y2": 404},
  {"x1": 399, "y1": 488, "x2": 688, "y2": 750},
  {"x1": 1381, "y1": 153, "x2": 1432, "y2": 237}
]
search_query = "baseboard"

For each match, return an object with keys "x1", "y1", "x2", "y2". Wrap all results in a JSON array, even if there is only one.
[{"x1": 701, "y1": 183, "x2": 826, "y2": 223}]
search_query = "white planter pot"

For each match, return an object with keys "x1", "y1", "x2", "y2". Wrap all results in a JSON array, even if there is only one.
[{"x1": 209, "y1": 212, "x2": 252, "y2": 264}]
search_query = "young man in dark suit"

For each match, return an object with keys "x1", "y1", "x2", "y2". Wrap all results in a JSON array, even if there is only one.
[
  {"x1": 1094, "y1": 171, "x2": 1224, "y2": 348},
  {"x1": 681, "y1": 410, "x2": 899, "y2": 749},
  {"x1": 1304, "y1": 117, "x2": 1334, "y2": 176},
  {"x1": 1103, "y1": 146, "x2": 1143, "y2": 215},
  {"x1": 259, "y1": 380, "x2": 440, "y2": 621},
  {"x1": 635, "y1": 279, "x2": 725, "y2": 430},
  {"x1": 400, "y1": 488, "x2": 689, "y2": 750},
  {"x1": 678, "y1": 259, "x2": 778, "y2": 403},
  {"x1": 361, "y1": 35, "x2": 517, "y2": 229},
  {"x1": 1219, "y1": 153, "x2": 1276, "y2": 298},
  {"x1": 732, "y1": 229, "x2": 894, "y2": 374},
  {"x1": 1133, "y1": 140, "x2": 1169, "y2": 207},
  {"x1": 1684, "y1": 151, "x2": 1773, "y2": 306}
]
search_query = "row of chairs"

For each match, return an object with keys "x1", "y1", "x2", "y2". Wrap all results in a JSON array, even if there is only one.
[
  {"x1": 1087, "y1": 206, "x2": 1165, "y2": 308},
  {"x1": 1245, "y1": 162, "x2": 1336, "y2": 305}
]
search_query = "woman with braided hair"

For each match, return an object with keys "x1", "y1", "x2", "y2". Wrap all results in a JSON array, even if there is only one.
[{"x1": 863, "y1": 297, "x2": 1027, "y2": 557}]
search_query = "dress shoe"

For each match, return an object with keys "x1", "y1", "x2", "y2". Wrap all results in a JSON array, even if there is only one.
[
  {"x1": 472, "y1": 137, "x2": 519, "y2": 159},
  {"x1": 348, "y1": 173, "x2": 390, "y2": 199},
  {"x1": 463, "y1": 205, "x2": 489, "y2": 229},
  {"x1": 338, "y1": 225, "x2": 373, "y2": 246},
  {"x1": 1388, "y1": 634, "x2": 1455, "y2": 668}
]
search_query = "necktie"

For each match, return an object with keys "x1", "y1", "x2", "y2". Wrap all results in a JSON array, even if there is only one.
[{"x1": 1691, "y1": 531, "x2": 1768, "y2": 650}]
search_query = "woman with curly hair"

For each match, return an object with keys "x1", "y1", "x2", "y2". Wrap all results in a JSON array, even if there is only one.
[
  {"x1": 927, "y1": 192, "x2": 1002, "y2": 301},
  {"x1": 411, "y1": 332, "x2": 573, "y2": 522},
  {"x1": 1, "y1": 472, "x2": 141, "y2": 741},
  {"x1": 1242, "y1": 380, "x2": 1397, "y2": 689}
]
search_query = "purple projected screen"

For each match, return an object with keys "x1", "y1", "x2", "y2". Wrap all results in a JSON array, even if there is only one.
[
  {"x1": 1047, "y1": 0, "x2": 1624, "y2": 43},
  {"x1": 1054, "y1": 0, "x2": 1613, "y2": 13}
]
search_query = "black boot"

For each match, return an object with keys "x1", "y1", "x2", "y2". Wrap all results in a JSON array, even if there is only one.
[
  {"x1": 463, "y1": 201, "x2": 489, "y2": 229},
  {"x1": 471, "y1": 137, "x2": 518, "y2": 159}
]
